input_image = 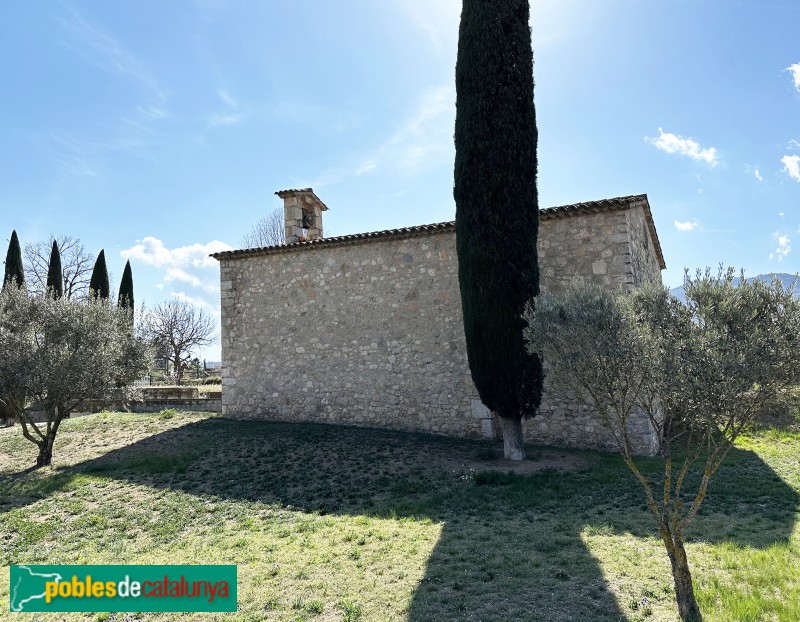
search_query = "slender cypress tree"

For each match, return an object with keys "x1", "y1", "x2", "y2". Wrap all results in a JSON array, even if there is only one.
[
  {"x1": 46, "y1": 240, "x2": 63, "y2": 299},
  {"x1": 118, "y1": 260, "x2": 134, "y2": 310},
  {"x1": 3, "y1": 230, "x2": 25, "y2": 290},
  {"x1": 454, "y1": 0, "x2": 543, "y2": 460},
  {"x1": 89, "y1": 250, "x2": 110, "y2": 299},
  {"x1": 1, "y1": 230, "x2": 25, "y2": 426}
]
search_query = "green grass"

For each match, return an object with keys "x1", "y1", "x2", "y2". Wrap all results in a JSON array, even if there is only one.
[{"x1": 0, "y1": 411, "x2": 798, "y2": 621}]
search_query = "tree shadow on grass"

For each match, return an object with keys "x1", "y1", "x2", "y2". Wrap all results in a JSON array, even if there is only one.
[
  {"x1": 414, "y1": 438, "x2": 800, "y2": 621},
  {"x1": 1, "y1": 418, "x2": 798, "y2": 620}
]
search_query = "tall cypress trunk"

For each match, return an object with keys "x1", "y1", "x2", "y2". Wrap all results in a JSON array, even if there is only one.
[
  {"x1": 499, "y1": 414, "x2": 525, "y2": 460},
  {"x1": 664, "y1": 531, "x2": 702, "y2": 621},
  {"x1": 454, "y1": 0, "x2": 543, "y2": 442}
]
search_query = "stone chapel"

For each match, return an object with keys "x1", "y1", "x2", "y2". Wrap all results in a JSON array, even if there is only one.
[{"x1": 212, "y1": 189, "x2": 665, "y2": 455}]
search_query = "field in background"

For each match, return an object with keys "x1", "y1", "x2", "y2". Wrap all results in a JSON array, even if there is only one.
[{"x1": 1, "y1": 411, "x2": 798, "y2": 621}]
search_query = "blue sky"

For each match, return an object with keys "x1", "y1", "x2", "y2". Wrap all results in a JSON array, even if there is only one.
[{"x1": 2, "y1": 0, "x2": 799, "y2": 361}]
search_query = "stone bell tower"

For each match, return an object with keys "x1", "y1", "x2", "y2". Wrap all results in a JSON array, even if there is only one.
[{"x1": 276, "y1": 188, "x2": 328, "y2": 244}]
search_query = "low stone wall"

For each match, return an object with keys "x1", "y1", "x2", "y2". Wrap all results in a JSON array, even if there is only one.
[
  {"x1": 140, "y1": 387, "x2": 199, "y2": 400},
  {"x1": 130, "y1": 398, "x2": 221, "y2": 414},
  {"x1": 527, "y1": 396, "x2": 658, "y2": 455},
  {"x1": 73, "y1": 398, "x2": 221, "y2": 414}
]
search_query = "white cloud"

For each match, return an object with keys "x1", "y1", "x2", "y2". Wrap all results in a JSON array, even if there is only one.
[
  {"x1": 45, "y1": 131, "x2": 122, "y2": 179},
  {"x1": 781, "y1": 155, "x2": 800, "y2": 181},
  {"x1": 364, "y1": 84, "x2": 455, "y2": 174},
  {"x1": 122, "y1": 237, "x2": 231, "y2": 267},
  {"x1": 770, "y1": 231, "x2": 791, "y2": 261},
  {"x1": 674, "y1": 220, "x2": 700, "y2": 232},
  {"x1": 171, "y1": 291, "x2": 216, "y2": 312},
  {"x1": 209, "y1": 112, "x2": 243, "y2": 127},
  {"x1": 165, "y1": 267, "x2": 203, "y2": 289},
  {"x1": 400, "y1": 0, "x2": 460, "y2": 52},
  {"x1": 786, "y1": 63, "x2": 800, "y2": 91},
  {"x1": 136, "y1": 105, "x2": 167, "y2": 121},
  {"x1": 45, "y1": 99, "x2": 169, "y2": 179},
  {"x1": 58, "y1": 6, "x2": 164, "y2": 101},
  {"x1": 121, "y1": 237, "x2": 232, "y2": 294},
  {"x1": 754, "y1": 167, "x2": 764, "y2": 181},
  {"x1": 122, "y1": 236, "x2": 173, "y2": 266},
  {"x1": 779, "y1": 211, "x2": 785, "y2": 219},
  {"x1": 218, "y1": 90, "x2": 237, "y2": 108},
  {"x1": 313, "y1": 85, "x2": 454, "y2": 185},
  {"x1": 645, "y1": 128, "x2": 718, "y2": 166},
  {"x1": 356, "y1": 159, "x2": 377, "y2": 175},
  {"x1": 208, "y1": 89, "x2": 244, "y2": 127}
]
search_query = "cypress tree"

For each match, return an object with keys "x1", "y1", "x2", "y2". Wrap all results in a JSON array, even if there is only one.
[
  {"x1": 118, "y1": 260, "x2": 134, "y2": 310},
  {"x1": 89, "y1": 250, "x2": 110, "y2": 299},
  {"x1": 46, "y1": 240, "x2": 63, "y2": 299},
  {"x1": 454, "y1": 0, "x2": 543, "y2": 460},
  {"x1": 3, "y1": 230, "x2": 25, "y2": 290},
  {"x1": 1, "y1": 230, "x2": 25, "y2": 426}
]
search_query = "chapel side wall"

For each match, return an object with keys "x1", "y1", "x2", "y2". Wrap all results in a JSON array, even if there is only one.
[
  {"x1": 625, "y1": 203, "x2": 663, "y2": 286},
  {"x1": 220, "y1": 206, "x2": 661, "y2": 455},
  {"x1": 220, "y1": 231, "x2": 494, "y2": 439},
  {"x1": 526, "y1": 206, "x2": 659, "y2": 455},
  {"x1": 537, "y1": 209, "x2": 635, "y2": 294}
]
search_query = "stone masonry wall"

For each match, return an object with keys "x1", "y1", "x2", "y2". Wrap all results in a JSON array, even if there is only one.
[
  {"x1": 528, "y1": 203, "x2": 662, "y2": 454},
  {"x1": 220, "y1": 232, "x2": 487, "y2": 438},
  {"x1": 220, "y1": 205, "x2": 662, "y2": 455},
  {"x1": 625, "y1": 202, "x2": 663, "y2": 287}
]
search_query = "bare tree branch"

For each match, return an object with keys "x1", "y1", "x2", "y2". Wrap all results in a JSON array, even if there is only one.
[
  {"x1": 24, "y1": 235, "x2": 95, "y2": 299},
  {"x1": 240, "y1": 208, "x2": 285, "y2": 248},
  {"x1": 143, "y1": 298, "x2": 216, "y2": 384}
]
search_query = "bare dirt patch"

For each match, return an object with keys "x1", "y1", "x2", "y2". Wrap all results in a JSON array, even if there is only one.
[{"x1": 461, "y1": 448, "x2": 591, "y2": 475}]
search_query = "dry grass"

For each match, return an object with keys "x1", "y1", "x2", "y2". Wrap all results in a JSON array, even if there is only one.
[{"x1": 0, "y1": 411, "x2": 798, "y2": 621}]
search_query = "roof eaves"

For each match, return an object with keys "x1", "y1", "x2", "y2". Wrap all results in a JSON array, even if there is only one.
[{"x1": 212, "y1": 194, "x2": 665, "y2": 269}]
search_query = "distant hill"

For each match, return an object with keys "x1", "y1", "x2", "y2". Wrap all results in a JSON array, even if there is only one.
[{"x1": 669, "y1": 272, "x2": 799, "y2": 302}]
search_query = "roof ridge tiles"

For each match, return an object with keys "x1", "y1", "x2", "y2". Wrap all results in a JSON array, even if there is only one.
[{"x1": 212, "y1": 194, "x2": 664, "y2": 269}]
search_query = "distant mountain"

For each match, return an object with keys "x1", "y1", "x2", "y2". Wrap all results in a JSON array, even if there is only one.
[{"x1": 669, "y1": 272, "x2": 799, "y2": 302}]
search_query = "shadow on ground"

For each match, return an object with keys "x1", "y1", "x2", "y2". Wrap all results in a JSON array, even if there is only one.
[{"x1": 2, "y1": 417, "x2": 797, "y2": 621}]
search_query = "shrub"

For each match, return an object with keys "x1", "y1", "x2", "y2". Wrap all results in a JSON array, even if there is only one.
[{"x1": 524, "y1": 268, "x2": 800, "y2": 621}]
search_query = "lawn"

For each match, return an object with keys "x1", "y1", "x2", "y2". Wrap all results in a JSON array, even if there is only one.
[{"x1": 0, "y1": 411, "x2": 798, "y2": 621}]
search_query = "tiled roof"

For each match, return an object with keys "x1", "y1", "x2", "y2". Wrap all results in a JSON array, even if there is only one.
[
  {"x1": 212, "y1": 194, "x2": 665, "y2": 269},
  {"x1": 540, "y1": 194, "x2": 646, "y2": 219},
  {"x1": 275, "y1": 188, "x2": 329, "y2": 210},
  {"x1": 276, "y1": 188, "x2": 313, "y2": 195}
]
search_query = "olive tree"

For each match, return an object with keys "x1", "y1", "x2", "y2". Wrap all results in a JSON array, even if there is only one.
[
  {"x1": 0, "y1": 286, "x2": 150, "y2": 467},
  {"x1": 524, "y1": 269, "x2": 800, "y2": 622}
]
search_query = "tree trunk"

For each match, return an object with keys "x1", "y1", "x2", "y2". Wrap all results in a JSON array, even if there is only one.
[
  {"x1": 0, "y1": 400, "x2": 13, "y2": 426},
  {"x1": 499, "y1": 415, "x2": 525, "y2": 460},
  {"x1": 36, "y1": 436, "x2": 54, "y2": 468},
  {"x1": 666, "y1": 534, "x2": 702, "y2": 621}
]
